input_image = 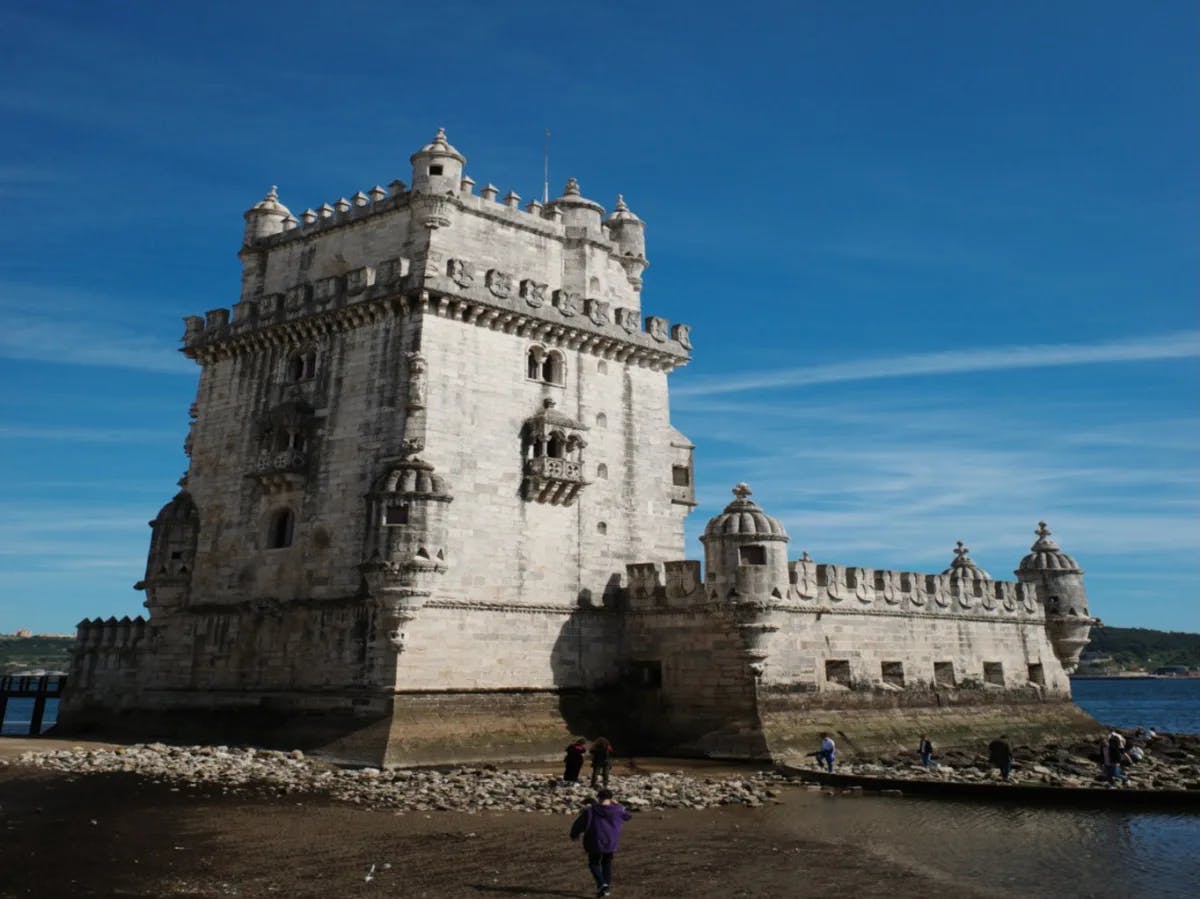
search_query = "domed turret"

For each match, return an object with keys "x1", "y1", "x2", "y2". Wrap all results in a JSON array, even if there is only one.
[
  {"x1": 942, "y1": 541, "x2": 991, "y2": 582},
  {"x1": 544, "y1": 177, "x2": 604, "y2": 235},
  {"x1": 410, "y1": 128, "x2": 466, "y2": 196},
  {"x1": 604, "y1": 195, "x2": 648, "y2": 288},
  {"x1": 242, "y1": 186, "x2": 293, "y2": 244},
  {"x1": 1015, "y1": 522, "x2": 1096, "y2": 672},
  {"x1": 700, "y1": 483, "x2": 789, "y2": 600}
]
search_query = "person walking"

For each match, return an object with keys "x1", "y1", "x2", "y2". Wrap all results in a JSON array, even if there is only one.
[
  {"x1": 815, "y1": 733, "x2": 837, "y2": 772},
  {"x1": 918, "y1": 735, "x2": 934, "y2": 769},
  {"x1": 563, "y1": 737, "x2": 587, "y2": 783},
  {"x1": 570, "y1": 789, "x2": 632, "y2": 898},
  {"x1": 988, "y1": 735, "x2": 1013, "y2": 782},
  {"x1": 590, "y1": 737, "x2": 614, "y2": 789},
  {"x1": 1104, "y1": 731, "x2": 1129, "y2": 787}
]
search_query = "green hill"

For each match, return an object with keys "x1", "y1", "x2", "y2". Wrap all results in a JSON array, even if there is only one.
[
  {"x1": 0, "y1": 635, "x2": 74, "y2": 675},
  {"x1": 1082, "y1": 626, "x2": 1200, "y2": 672}
]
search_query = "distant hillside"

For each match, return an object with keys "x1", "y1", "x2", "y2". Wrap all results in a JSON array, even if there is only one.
[
  {"x1": 1084, "y1": 626, "x2": 1200, "y2": 672},
  {"x1": 0, "y1": 635, "x2": 74, "y2": 675}
]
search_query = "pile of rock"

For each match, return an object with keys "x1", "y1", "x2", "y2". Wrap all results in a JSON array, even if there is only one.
[
  {"x1": 14, "y1": 744, "x2": 783, "y2": 814},
  {"x1": 792, "y1": 731, "x2": 1200, "y2": 791}
]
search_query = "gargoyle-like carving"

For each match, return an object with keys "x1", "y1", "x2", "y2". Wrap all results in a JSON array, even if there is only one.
[
  {"x1": 486, "y1": 269, "x2": 513, "y2": 299},
  {"x1": 520, "y1": 279, "x2": 547, "y2": 307}
]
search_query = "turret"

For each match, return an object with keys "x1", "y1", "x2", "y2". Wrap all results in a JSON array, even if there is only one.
[
  {"x1": 700, "y1": 483, "x2": 789, "y2": 601},
  {"x1": 604, "y1": 195, "x2": 648, "y2": 288},
  {"x1": 544, "y1": 177, "x2": 604, "y2": 236},
  {"x1": 242, "y1": 186, "x2": 293, "y2": 244},
  {"x1": 1015, "y1": 522, "x2": 1097, "y2": 672},
  {"x1": 409, "y1": 128, "x2": 466, "y2": 196}
]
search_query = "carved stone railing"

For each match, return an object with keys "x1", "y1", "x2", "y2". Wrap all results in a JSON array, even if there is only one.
[
  {"x1": 522, "y1": 456, "x2": 586, "y2": 506},
  {"x1": 253, "y1": 449, "x2": 308, "y2": 492}
]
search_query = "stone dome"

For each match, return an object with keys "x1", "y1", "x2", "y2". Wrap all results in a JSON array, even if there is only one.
[
  {"x1": 702, "y1": 483, "x2": 788, "y2": 541},
  {"x1": 374, "y1": 457, "x2": 450, "y2": 498},
  {"x1": 942, "y1": 541, "x2": 991, "y2": 580},
  {"x1": 246, "y1": 185, "x2": 291, "y2": 218},
  {"x1": 604, "y1": 194, "x2": 641, "y2": 225},
  {"x1": 545, "y1": 177, "x2": 604, "y2": 214},
  {"x1": 410, "y1": 127, "x2": 466, "y2": 164},
  {"x1": 1018, "y1": 522, "x2": 1081, "y2": 572}
]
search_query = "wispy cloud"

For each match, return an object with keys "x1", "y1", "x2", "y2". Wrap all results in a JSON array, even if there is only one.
[
  {"x1": 675, "y1": 331, "x2": 1200, "y2": 397},
  {"x1": 0, "y1": 283, "x2": 193, "y2": 374}
]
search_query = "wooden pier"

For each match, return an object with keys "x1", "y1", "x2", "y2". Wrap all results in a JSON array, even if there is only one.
[{"x1": 0, "y1": 674, "x2": 67, "y2": 736}]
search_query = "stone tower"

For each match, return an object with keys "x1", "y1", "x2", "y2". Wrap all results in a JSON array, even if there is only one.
[{"x1": 63, "y1": 130, "x2": 696, "y2": 764}]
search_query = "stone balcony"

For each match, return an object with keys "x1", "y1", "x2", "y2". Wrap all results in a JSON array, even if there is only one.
[
  {"x1": 522, "y1": 456, "x2": 586, "y2": 506},
  {"x1": 253, "y1": 449, "x2": 308, "y2": 493}
]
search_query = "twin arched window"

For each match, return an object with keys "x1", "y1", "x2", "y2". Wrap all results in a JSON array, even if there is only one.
[
  {"x1": 526, "y1": 346, "x2": 565, "y2": 385},
  {"x1": 286, "y1": 347, "x2": 318, "y2": 383}
]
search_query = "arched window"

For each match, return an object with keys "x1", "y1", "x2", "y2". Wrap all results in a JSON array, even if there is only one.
[
  {"x1": 596, "y1": 521, "x2": 607, "y2": 535},
  {"x1": 267, "y1": 508, "x2": 294, "y2": 548},
  {"x1": 597, "y1": 360, "x2": 608, "y2": 374},
  {"x1": 527, "y1": 346, "x2": 544, "y2": 380},
  {"x1": 542, "y1": 350, "x2": 565, "y2": 385},
  {"x1": 286, "y1": 347, "x2": 318, "y2": 383},
  {"x1": 548, "y1": 433, "x2": 565, "y2": 459},
  {"x1": 596, "y1": 463, "x2": 608, "y2": 480},
  {"x1": 595, "y1": 413, "x2": 607, "y2": 429}
]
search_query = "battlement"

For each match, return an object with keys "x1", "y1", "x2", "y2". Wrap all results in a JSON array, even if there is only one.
[
  {"x1": 626, "y1": 556, "x2": 1041, "y2": 620},
  {"x1": 182, "y1": 269, "x2": 692, "y2": 369},
  {"x1": 74, "y1": 615, "x2": 148, "y2": 651}
]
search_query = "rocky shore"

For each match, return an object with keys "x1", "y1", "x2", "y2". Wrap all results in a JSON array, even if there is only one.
[
  {"x1": 792, "y1": 730, "x2": 1200, "y2": 791},
  {"x1": 5, "y1": 743, "x2": 785, "y2": 813}
]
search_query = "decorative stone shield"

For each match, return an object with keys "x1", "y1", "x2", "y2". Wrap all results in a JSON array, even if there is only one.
[
  {"x1": 585, "y1": 298, "x2": 610, "y2": 326},
  {"x1": 486, "y1": 269, "x2": 513, "y2": 299},
  {"x1": 553, "y1": 289, "x2": 579, "y2": 317},
  {"x1": 447, "y1": 258, "x2": 474, "y2": 288},
  {"x1": 671, "y1": 322, "x2": 692, "y2": 350},
  {"x1": 614, "y1": 307, "x2": 638, "y2": 333},
  {"x1": 645, "y1": 315, "x2": 668, "y2": 342},
  {"x1": 520, "y1": 279, "x2": 547, "y2": 307}
]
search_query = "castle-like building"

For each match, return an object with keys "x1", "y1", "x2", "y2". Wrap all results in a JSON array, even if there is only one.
[{"x1": 62, "y1": 131, "x2": 1098, "y2": 764}]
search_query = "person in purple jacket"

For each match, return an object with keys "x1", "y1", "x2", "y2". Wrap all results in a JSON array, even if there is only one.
[{"x1": 569, "y1": 789, "x2": 632, "y2": 898}]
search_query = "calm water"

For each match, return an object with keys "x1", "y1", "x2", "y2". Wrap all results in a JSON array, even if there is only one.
[
  {"x1": 0, "y1": 697, "x2": 59, "y2": 736},
  {"x1": 1072, "y1": 677, "x2": 1200, "y2": 734}
]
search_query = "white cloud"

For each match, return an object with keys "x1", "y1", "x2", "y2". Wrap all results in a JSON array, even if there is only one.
[{"x1": 675, "y1": 331, "x2": 1200, "y2": 397}]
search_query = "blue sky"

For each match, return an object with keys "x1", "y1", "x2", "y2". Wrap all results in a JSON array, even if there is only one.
[{"x1": 1, "y1": 1, "x2": 1196, "y2": 634}]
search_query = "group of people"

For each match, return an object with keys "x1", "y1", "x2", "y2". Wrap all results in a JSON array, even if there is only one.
[
  {"x1": 563, "y1": 737, "x2": 628, "y2": 897},
  {"x1": 562, "y1": 736, "x2": 615, "y2": 788}
]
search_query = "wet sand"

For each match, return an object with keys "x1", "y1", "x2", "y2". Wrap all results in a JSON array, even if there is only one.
[{"x1": 0, "y1": 742, "x2": 975, "y2": 899}]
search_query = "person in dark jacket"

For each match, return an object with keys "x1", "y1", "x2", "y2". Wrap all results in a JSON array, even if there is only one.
[
  {"x1": 918, "y1": 735, "x2": 934, "y2": 769},
  {"x1": 590, "y1": 737, "x2": 614, "y2": 789},
  {"x1": 988, "y1": 735, "x2": 1013, "y2": 782},
  {"x1": 563, "y1": 738, "x2": 587, "y2": 782},
  {"x1": 570, "y1": 789, "x2": 632, "y2": 898}
]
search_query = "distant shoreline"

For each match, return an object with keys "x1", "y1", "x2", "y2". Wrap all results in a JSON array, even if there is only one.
[{"x1": 1071, "y1": 673, "x2": 1199, "y2": 680}]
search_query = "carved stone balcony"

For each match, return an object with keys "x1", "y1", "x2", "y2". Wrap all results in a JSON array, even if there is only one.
[
  {"x1": 252, "y1": 449, "x2": 308, "y2": 493},
  {"x1": 522, "y1": 456, "x2": 587, "y2": 506}
]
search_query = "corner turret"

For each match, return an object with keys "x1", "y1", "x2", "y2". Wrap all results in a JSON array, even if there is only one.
[
  {"x1": 409, "y1": 128, "x2": 466, "y2": 196},
  {"x1": 242, "y1": 186, "x2": 293, "y2": 244},
  {"x1": 604, "y1": 195, "x2": 648, "y2": 289},
  {"x1": 1015, "y1": 522, "x2": 1097, "y2": 672}
]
